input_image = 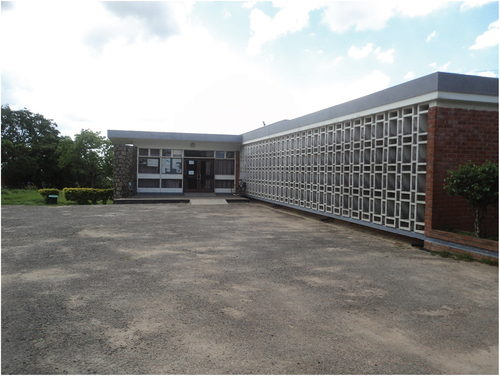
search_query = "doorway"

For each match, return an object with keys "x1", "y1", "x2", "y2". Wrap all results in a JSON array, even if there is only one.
[{"x1": 183, "y1": 159, "x2": 214, "y2": 193}]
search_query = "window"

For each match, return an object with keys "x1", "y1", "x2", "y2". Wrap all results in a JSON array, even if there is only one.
[
  {"x1": 161, "y1": 179, "x2": 182, "y2": 188},
  {"x1": 150, "y1": 149, "x2": 160, "y2": 156},
  {"x1": 139, "y1": 148, "x2": 149, "y2": 156},
  {"x1": 215, "y1": 160, "x2": 234, "y2": 175},
  {"x1": 184, "y1": 150, "x2": 214, "y2": 158},
  {"x1": 162, "y1": 158, "x2": 182, "y2": 174},
  {"x1": 162, "y1": 149, "x2": 171, "y2": 157},
  {"x1": 138, "y1": 158, "x2": 160, "y2": 174},
  {"x1": 215, "y1": 180, "x2": 234, "y2": 189},
  {"x1": 216, "y1": 151, "x2": 225, "y2": 159},
  {"x1": 138, "y1": 179, "x2": 160, "y2": 188}
]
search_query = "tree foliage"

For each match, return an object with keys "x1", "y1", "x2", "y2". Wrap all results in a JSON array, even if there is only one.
[
  {"x1": 444, "y1": 160, "x2": 499, "y2": 238},
  {"x1": 58, "y1": 129, "x2": 113, "y2": 188},
  {"x1": 1, "y1": 105, "x2": 113, "y2": 189},
  {"x1": 1, "y1": 105, "x2": 62, "y2": 188}
]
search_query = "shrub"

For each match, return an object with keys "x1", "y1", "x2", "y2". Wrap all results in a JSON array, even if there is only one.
[
  {"x1": 63, "y1": 188, "x2": 113, "y2": 205},
  {"x1": 38, "y1": 188, "x2": 60, "y2": 203},
  {"x1": 444, "y1": 160, "x2": 499, "y2": 238}
]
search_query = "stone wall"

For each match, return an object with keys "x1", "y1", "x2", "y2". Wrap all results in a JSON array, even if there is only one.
[{"x1": 113, "y1": 145, "x2": 137, "y2": 199}]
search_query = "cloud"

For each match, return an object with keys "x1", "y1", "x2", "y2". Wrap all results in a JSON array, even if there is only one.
[
  {"x1": 429, "y1": 62, "x2": 451, "y2": 71},
  {"x1": 466, "y1": 70, "x2": 497, "y2": 77},
  {"x1": 247, "y1": 2, "x2": 317, "y2": 55},
  {"x1": 460, "y1": 0, "x2": 495, "y2": 11},
  {"x1": 471, "y1": 19, "x2": 499, "y2": 49},
  {"x1": 404, "y1": 71, "x2": 415, "y2": 80},
  {"x1": 81, "y1": 1, "x2": 182, "y2": 53},
  {"x1": 375, "y1": 47, "x2": 395, "y2": 63},
  {"x1": 223, "y1": 7, "x2": 231, "y2": 19},
  {"x1": 1, "y1": 1, "x2": 15, "y2": 12},
  {"x1": 426, "y1": 31, "x2": 437, "y2": 42},
  {"x1": 321, "y1": 1, "x2": 448, "y2": 33},
  {"x1": 348, "y1": 43, "x2": 374, "y2": 59},
  {"x1": 292, "y1": 70, "x2": 391, "y2": 116}
]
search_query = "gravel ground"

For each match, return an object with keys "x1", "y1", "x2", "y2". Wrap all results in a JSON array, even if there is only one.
[{"x1": 1, "y1": 201, "x2": 498, "y2": 374}]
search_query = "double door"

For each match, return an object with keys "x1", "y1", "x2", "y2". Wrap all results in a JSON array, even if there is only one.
[{"x1": 184, "y1": 159, "x2": 214, "y2": 193}]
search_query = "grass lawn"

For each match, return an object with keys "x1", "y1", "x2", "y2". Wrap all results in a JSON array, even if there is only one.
[{"x1": 1, "y1": 189, "x2": 112, "y2": 206}]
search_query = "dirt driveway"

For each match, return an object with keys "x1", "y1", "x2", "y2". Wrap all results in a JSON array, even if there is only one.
[{"x1": 2, "y1": 201, "x2": 498, "y2": 374}]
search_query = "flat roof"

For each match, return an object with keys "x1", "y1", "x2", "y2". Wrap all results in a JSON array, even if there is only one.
[
  {"x1": 108, "y1": 130, "x2": 243, "y2": 145},
  {"x1": 242, "y1": 72, "x2": 498, "y2": 142},
  {"x1": 108, "y1": 72, "x2": 498, "y2": 145}
]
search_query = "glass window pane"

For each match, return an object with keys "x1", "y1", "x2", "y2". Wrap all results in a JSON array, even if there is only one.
[
  {"x1": 215, "y1": 160, "x2": 234, "y2": 175},
  {"x1": 138, "y1": 179, "x2": 160, "y2": 188},
  {"x1": 216, "y1": 151, "x2": 225, "y2": 158},
  {"x1": 162, "y1": 149, "x2": 171, "y2": 157},
  {"x1": 138, "y1": 158, "x2": 160, "y2": 173},
  {"x1": 226, "y1": 151, "x2": 235, "y2": 159},
  {"x1": 139, "y1": 148, "x2": 148, "y2": 156},
  {"x1": 150, "y1": 149, "x2": 160, "y2": 156}
]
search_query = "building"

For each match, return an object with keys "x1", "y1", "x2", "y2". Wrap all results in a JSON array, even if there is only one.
[{"x1": 108, "y1": 72, "x2": 499, "y2": 252}]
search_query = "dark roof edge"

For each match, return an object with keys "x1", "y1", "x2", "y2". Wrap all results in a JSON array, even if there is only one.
[
  {"x1": 242, "y1": 72, "x2": 499, "y2": 142},
  {"x1": 108, "y1": 130, "x2": 243, "y2": 143}
]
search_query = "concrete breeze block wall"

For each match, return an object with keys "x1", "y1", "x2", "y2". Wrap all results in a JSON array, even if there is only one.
[
  {"x1": 425, "y1": 106, "x2": 499, "y2": 236},
  {"x1": 113, "y1": 145, "x2": 138, "y2": 199}
]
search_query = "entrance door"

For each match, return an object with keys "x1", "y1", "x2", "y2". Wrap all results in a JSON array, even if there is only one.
[{"x1": 184, "y1": 159, "x2": 214, "y2": 193}]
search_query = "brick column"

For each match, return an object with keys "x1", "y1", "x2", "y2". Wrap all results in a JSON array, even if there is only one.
[{"x1": 425, "y1": 106, "x2": 499, "y2": 236}]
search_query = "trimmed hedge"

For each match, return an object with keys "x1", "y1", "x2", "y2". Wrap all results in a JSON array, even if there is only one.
[
  {"x1": 63, "y1": 188, "x2": 114, "y2": 205},
  {"x1": 38, "y1": 189, "x2": 60, "y2": 203}
]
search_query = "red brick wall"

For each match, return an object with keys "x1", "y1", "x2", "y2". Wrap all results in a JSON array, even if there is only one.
[{"x1": 425, "y1": 106, "x2": 499, "y2": 236}]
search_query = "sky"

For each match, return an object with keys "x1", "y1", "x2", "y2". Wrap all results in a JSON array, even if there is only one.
[{"x1": 1, "y1": 1, "x2": 499, "y2": 139}]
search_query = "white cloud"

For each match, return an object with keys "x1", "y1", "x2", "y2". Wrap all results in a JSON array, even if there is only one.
[
  {"x1": 247, "y1": 2, "x2": 319, "y2": 55},
  {"x1": 404, "y1": 71, "x2": 415, "y2": 80},
  {"x1": 223, "y1": 7, "x2": 231, "y2": 19},
  {"x1": 466, "y1": 70, "x2": 497, "y2": 77},
  {"x1": 471, "y1": 20, "x2": 499, "y2": 49},
  {"x1": 348, "y1": 43, "x2": 374, "y2": 59},
  {"x1": 1, "y1": 1, "x2": 293, "y2": 137},
  {"x1": 375, "y1": 47, "x2": 395, "y2": 63},
  {"x1": 426, "y1": 31, "x2": 437, "y2": 42},
  {"x1": 460, "y1": 0, "x2": 495, "y2": 11},
  {"x1": 293, "y1": 70, "x2": 391, "y2": 115},
  {"x1": 321, "y1": 1, "x2": 448, "y2": 33},
  {"x1": 429, "y1": 62, "x2": 451, "y2": 71}
]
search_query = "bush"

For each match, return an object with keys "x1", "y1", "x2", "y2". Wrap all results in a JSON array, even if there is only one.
[
  {"x1": 444, "y1": 160, "x2": 498, "y2": 238},
  {"x1": 63, "y1": 188, "x2": 113, "y2": 205},
  {"x1": 38, "y1": 188, "x2": 60, "y2": 203}
]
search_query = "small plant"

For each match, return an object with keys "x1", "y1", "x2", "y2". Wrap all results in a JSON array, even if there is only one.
[
  {"x1": 444, "y1": 160, "x2": 498, "y2": 238},
  {"x1": 38, "y1": 188, "x2": 60, "y2": 203}
]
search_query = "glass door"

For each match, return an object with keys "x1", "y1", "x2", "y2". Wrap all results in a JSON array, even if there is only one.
[{"x1": 184, "y1": 159, "x2": 214, "y2": 193}]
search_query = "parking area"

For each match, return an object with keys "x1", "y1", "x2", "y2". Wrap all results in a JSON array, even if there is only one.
[{"x1": 2, "y1": 201, "x2": 498, "y2": 374}]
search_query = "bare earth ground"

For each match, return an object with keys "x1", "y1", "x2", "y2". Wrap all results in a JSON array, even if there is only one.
[{"x1": 1, "y1": 201, "x2": 498, "y2": 374}]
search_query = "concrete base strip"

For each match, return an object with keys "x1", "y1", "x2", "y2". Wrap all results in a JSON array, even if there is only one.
[{"x1": 190, "y1": 199, "x2": 228, "y2": 205}]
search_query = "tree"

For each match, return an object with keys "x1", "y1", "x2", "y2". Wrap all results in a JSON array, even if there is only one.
[
  {"x1": 58, "y1": 129, "x2": 113, "y2": 188},
  {"x1": 1, "y1": 105, "x2": 61, "y2": 188},
  {"x1": 444, "y1": 160, "x2": 499, "y2": 238}
]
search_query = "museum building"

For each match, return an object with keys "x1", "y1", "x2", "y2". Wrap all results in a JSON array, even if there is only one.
[{"x1": 108, "y1": 72, "x2": 499, "y2": 245}]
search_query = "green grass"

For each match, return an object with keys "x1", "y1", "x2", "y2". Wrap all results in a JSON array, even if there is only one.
[{"x1": 1, "y1": 189, "x2": 111, "y2": 206}]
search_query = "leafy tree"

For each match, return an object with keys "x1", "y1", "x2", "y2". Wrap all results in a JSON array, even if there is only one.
[
  {"x1": 58, "y1": 129, "x2": 113, "y2": 188},
  {"x1": 1, "y1": 105, "x2": 61, "y2": 188},
  {"x1": 444, "y1": 160, "x2": 499, "y2": 238}
]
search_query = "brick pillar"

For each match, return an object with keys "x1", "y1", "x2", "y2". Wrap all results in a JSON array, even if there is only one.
[
  {"x1": 425, "y1": 106, "x2": 499, "y2": 236},
  {"x1": 113, "y1": 145, "x2": 137, "y2": 199}
]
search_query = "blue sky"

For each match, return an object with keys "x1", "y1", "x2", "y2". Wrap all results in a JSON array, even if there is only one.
[{"x1": 1, "y1": 1, "x2": 498, "y2": 139}]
